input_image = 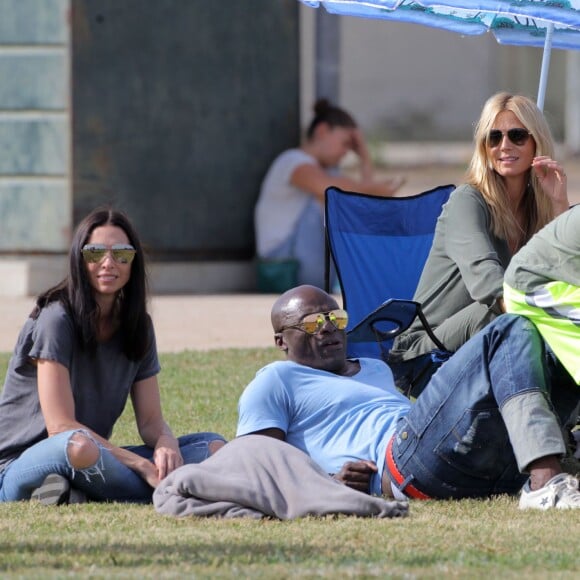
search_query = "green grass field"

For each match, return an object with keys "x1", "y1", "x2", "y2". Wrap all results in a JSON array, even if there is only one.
[{"x1": 0, "y1": 349, "x2": 578, "y2": 579}]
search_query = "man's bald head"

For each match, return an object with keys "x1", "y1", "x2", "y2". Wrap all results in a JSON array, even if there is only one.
[
  {"x1": 271, "y1": 285, "x2": 339, "y2": 333},
  {"x1": 270, "y1": 285, "x2": 348, "y2": 373}
]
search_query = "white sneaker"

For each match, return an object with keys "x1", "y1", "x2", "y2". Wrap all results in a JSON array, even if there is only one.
[
  {"x1": 573, "y1": 429, "x2": 580, "y2": 459},
  {"x1": 519, "y1": 473, "x2": 580, "y2": 510}
]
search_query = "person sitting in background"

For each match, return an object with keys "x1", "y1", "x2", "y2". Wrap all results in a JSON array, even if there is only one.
[
  {"x1": 390, "y1": 92, "x2": 569, "y2": 368},
  {"x1": 254, "y1": 99, "x2": 404, "y2": 289},
  {"x1": 0, "y1": 207, "x2": 226, "y2": 505},
  {"x1": 237, "y1": 285, "x2": 580, "y2": 510}
]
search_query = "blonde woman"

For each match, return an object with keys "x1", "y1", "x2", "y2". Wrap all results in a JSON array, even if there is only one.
[{"x1": 391, "y1": 92, "x2": 569, "y2": 362}]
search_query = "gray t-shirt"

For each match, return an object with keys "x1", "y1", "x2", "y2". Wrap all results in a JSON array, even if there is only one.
[{"x1": 0, "y1": 302, "x2": 160, "y2": 467}]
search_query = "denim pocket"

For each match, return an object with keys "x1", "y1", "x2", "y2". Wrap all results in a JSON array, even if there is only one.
[
  {"x1": 393, "y1": 417, "x2": 420, "y2": 463},
  {"x1": 433, "y1": 407, "x2": 512, "y2": 480}
]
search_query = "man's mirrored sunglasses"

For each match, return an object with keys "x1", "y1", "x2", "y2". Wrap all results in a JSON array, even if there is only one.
[
  {"x1": 81, "y1": 244, "x2": 137, "y2": 264},
  {"x1": 280, "y1": 309, "x2": 348, "y2": 334}
]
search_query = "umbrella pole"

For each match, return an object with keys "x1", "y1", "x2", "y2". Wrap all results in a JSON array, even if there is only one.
[
  {"x1": 315, "y1": 9, "x2": 341, "y2": 102},
  {"x1": 537, "y1": 22, "x2": 554, "y2": 111}
]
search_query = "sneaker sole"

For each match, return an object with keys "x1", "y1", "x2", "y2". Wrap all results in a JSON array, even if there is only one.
[{"x1": 30, "y1": 474, "x2": 70, "y2": 506}]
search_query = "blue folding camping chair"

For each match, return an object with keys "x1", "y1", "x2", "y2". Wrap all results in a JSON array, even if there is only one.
[{"x1": 324, "y1": 184, "x2": 455, "y2": 395}]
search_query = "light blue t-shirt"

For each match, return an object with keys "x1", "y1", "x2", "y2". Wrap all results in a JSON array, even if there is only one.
[{"x1": 236, "y1": 358, "x2": 412, "y2": 495}]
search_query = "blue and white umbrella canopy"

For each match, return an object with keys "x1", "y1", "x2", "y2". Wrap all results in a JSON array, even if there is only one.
[
  {"x1": 299, "y1": 0, "x2": 580, "y2": 109},
  {"x1": 422, "y1": 1, "x2": 580, "y2": 27},
  {"x1": 419, "y1": 1, "x2": 580, "y2": 48}
]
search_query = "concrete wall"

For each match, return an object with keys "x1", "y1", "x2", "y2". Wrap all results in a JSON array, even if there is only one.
[
  {"x1": 0, "y1": 0, "x2": 71, "y2": 253},
  {"x1": 0, "y1": 0, "x2": 300, "y2": 296}
]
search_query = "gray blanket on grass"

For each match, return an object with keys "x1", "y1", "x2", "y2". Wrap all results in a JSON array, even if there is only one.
[{"x1": 153, "y1": 435, "x2": 409, "y2": 519}]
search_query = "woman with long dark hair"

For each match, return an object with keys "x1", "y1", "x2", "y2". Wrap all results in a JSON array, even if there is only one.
[{"x1": 0, "y1": 207, "x2": 225, "y2": 504}]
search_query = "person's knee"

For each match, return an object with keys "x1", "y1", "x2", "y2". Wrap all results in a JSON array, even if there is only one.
[
  {"x1": 502, "y1": 313, "x2": 534, "y2": 332},
  {"x1": 208, "y1": 434, "x2": 227, "y2": 455},
  {"x1": 209, "y1": 439, "x2": 226, "y2": 455},
  {"x1": 66, "y1": 431, "x2": 100, "y2": 470},
  {"x1": 489, "y1": 313, "x2": 538, "y2": 343}
]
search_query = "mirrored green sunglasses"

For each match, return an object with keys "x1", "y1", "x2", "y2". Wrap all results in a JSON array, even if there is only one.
[{"x1": 81, "y1": 244, "x2": 136, "y2": 264}]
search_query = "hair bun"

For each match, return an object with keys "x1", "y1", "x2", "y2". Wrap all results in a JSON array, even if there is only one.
[
  {"x1": 306, "y1": 99, "x2": 356, "y2": 138},
  {"x1": 314, "y1": 98, "x2": 332, "y2": 116}
]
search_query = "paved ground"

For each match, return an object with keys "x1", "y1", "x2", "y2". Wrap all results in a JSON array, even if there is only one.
[
  {"x1": 2, "y1": 159, "x2": 580, "y2": 353},
  {"x1": 0, "y1": 294, "x2": 278, "y2": 353}
]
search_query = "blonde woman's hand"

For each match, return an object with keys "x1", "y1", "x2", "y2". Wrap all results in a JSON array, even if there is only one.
[{"x1": 532, "y1": 156, "x2": 569, "y2": 214}]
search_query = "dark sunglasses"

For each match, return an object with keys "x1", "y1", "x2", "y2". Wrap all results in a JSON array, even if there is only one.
[
  {"x1": 487, "y1": 128, "x2": 531, "y2": 148},
  {"x1": 279, "y1": 309, "x2": 349, "y2": 335},
  {"x1": 81, "y1": 244, "x2": 136, "y2": 264}
]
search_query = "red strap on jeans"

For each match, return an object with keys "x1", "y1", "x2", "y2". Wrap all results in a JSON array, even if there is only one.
[{"x1": 386, "y1": 435, "x2": 431, "y2": 500}]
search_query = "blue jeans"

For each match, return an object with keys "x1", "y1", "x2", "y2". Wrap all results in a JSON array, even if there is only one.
[
  {"x1": 389, "y1": 314, "x2": 580, "y2": 499},
  {"x1": 0, "y1": 431, "x2": 226, "y2": 503},
  {"x1": 267, "y1": 198, "x2": 336, "y2": 290}
]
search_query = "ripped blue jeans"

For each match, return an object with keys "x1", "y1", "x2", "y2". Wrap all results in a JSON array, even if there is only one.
[
  {"x1": 0, "y1": 430, "x2": 226, "y2": 503},
  {"x1": 390, "y1": 314, "x2": 580, "y2": 499}
]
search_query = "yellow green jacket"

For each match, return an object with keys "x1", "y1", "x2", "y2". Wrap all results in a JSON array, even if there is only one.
[{"x1": 504, "y1": 206, "x2": 580, "y2": 383}]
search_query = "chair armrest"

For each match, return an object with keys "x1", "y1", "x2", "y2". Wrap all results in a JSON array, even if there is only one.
[{"x1": 347, "y1": 299, "x2": 421, "y2": 344}]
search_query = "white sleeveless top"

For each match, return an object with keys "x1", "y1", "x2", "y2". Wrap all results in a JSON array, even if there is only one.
[{"x1": 254, "y1": 149, "x2": 317, "y2": 255}]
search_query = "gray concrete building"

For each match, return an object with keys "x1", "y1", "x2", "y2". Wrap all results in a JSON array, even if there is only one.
[
  {"x1": 1, "y1": 0, "x2": 300, "y2": 295},
  {"x1": 1, "y1": 0, "x2": 577, "y2": 296}
]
